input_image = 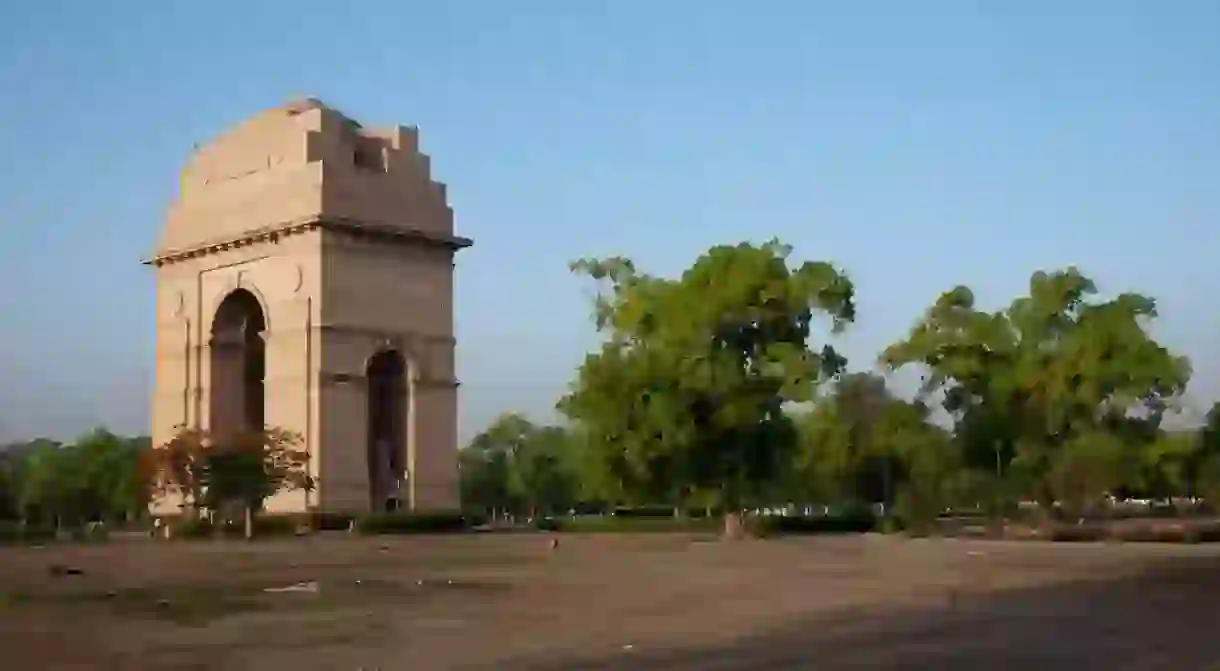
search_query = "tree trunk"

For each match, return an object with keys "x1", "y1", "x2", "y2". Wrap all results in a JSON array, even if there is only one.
[
  {"x1": 244, "y1": 506, "x2": 254, "y2": 540},
  {"x1": 722, "y1": 511, "x2": 746, "y2": 540}
]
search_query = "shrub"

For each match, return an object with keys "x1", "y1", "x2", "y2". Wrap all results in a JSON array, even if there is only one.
[
  {"x1": 1047, "y1": 525, "x2": 1107, "y2": 542},
  {"x1": 169, "y1": 516, "x2": 208, "y2": 538},
  {"x1": 464, "y1": 513, "x2": 490, "y2": 528},
  {"x1": 0, "y1": 521, "x2": 56, "y2": 545},
  {"x1": 534, "y1": 517, "x2": 561, "y2": 532},
  {"x1": 356, "y1": 511, "x2": 469, "y2": 535},
  {"x1": 553, "y1": 516, "x2": 719, "y2": 533},
  {"x1": 1195, "y1": 522, "x2": 1220, "y2": 542},
  {"x1": 1115, "y1": 522, "x2": 1189, "y2": 543},
  {"x1": 253, "y1": 515, "x2": 301, "y2": 536},
  {"x1": 310, "y1": 511, "x2": 356, "y2": 531},
  {"x1": 751, "y1": 512, "x2": 878, "y2": 537},
  {"x1": 1113, "y1": 520, "x2": 1220, "y2": 544},
  {"x1": 171, "y1": 514, "x2": 301, "y2": 539},
  {"x1": 611, "y1": 505, "x2": 682, "y2": 519}
]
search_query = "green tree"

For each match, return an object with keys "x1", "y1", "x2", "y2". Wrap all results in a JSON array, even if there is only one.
[
  {"x1": 152, "y1": 427, "x2": 311, "y2": 538},
  {"x1": 881, "y1": 268, "x2": 1190, "y2": 515},
  {"x1": 17, "y1": 441, "x2": 75, "y2": 527},
  {"x1": 0, "y1": 463, "x2": 14, "y2": 520},
  {"x1": 72, "y1": 429, "x2": 154, "y2": 522},
  {"x1": 788, "y1": 401, "x2": 853, "y2": 503},
  {"x1": 460, "y1": 413, "x2": 536, "y2": 517},
  {"x1": 0, "y1": 441, "x2": 37, "y2": 520},
  {"x1": 789, "y1": 373, "x2": 954, "y2": 526},
  {"x1": 510, "y1": 425, "x2": 579, "y2": 517},
  {"x1": 870, "y1": 395, "x2": 958, "y2": 526},
  {"x1": 1192, "y1": 404, "x2": 1220, "y2": 492},
  {"x1": 1134, "y1": 430, "x2": 1196, "y2": 502},
  {"x1": 559, "y1": 240, "x2": 855, "y2": 535},
  {"x1": 1, "y1": 432, "x2": 152, "y2": 529},
  {"x1": 460, "y1": 414, "x2": 581, "y2": 519},
  {"x1": 459, "y1": 446, "x2": 515, "y2": 518},
  {"x1": 831, "y1": 373, "x2": 907, "y2": 506},
  {"x1": 1046, "y1": 430, "x2": 1130, "y2": 518}
]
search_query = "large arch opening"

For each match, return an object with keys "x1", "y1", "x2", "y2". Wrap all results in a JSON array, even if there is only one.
[
  {"x1": 367, "y1": 350, "x2": 407, "y2": 512},
  {"x1": 209, "y1": 289, "x2": 266, "y2": 440}
]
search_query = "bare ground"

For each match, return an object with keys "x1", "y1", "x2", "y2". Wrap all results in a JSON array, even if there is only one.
[{"x1": 3, "y1": 533, "x2": 1220, "y2": 670}]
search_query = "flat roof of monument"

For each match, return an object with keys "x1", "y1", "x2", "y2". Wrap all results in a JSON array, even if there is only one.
[
  {"x1": 185, "y1": 97, "x2": 363, "y2": 156},
  {"x1": 280, "y1": 97, "x2": 361, "y2": 125},
  {"x1": 143, "y1": 97, "x2": 470, "y2": 265}
]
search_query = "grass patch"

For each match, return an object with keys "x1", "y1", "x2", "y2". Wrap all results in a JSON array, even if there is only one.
[
  {"x1": 2, "y1": 584, "x2": 274, "y2": 625},
  {"x1": 0, "y1": 576, "x2": 510, "y2": 626}
]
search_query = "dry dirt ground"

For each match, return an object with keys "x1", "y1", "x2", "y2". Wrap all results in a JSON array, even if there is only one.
[{"x1": 3, "y1": 533, "x2": 1220, "y2": 670}]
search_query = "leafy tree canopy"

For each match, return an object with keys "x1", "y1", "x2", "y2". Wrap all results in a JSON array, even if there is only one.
[
  {"x1": 881, "y1": 267, "x2": 1191, "y2": 504},
  {"x1": 559, "y1": 240, "x2": 856, "y2": 510}
]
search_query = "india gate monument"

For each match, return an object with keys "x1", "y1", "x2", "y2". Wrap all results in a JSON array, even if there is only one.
[{"x1": 146, "y1": 98, "x2": 470, "y2": 514}]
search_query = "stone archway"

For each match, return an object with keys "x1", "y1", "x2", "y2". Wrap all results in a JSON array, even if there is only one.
[
  {"x1": 366, "y1": 350, "x2": 407, "y2": 512},
  {"x1": 209, "y1": 289, "x2": 266, "y2": 439},
  {"x1": 150, "y1": 100, "x2": 471, "y2": 514}
]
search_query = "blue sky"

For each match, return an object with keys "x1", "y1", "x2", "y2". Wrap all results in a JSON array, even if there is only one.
[{"x1": 1, "y1": 1, "x2": 1217, "y2": 443}]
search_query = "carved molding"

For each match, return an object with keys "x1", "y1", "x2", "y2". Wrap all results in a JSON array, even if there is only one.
[{"x1": 143, "y1": 216, "x2": 472, "y2": 267}]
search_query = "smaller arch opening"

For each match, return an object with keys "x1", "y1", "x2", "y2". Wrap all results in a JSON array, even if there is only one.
[
  {"x1": 209, "y1": 289, "x2": 267, "y2": 438},
  {"x1": 367, "y1": 350, "x2": 407, "y2": 512}
]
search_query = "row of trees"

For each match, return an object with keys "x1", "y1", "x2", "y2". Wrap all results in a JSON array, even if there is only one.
[
  {"x1": 4, "y1": 239, "x2": 1218, "y2": 536},
  {"x1": 460, "y1": 240, "x2": 1220, "y2": 531},
  {"x1": 1, "y1": 427, "x2": 311, "y2": 537},
  {"x1": 0, "y1": 430, "x2": 152, "y2": 526},
  {"x1": 461, "y1": 389, "x2": 1220, "y2": 523}
]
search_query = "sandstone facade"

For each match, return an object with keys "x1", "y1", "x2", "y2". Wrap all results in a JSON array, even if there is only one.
[{"x1": 147, "y1": 98, "x2": 470, "y2": 514}]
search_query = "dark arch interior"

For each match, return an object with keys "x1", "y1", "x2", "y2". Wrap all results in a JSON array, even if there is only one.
[
  {"x1": 367, "y1": 350, "x2": 406, "y2": 512},
  {"x1": 209, "y1": 289, "x2": 266, "y2": 438}
]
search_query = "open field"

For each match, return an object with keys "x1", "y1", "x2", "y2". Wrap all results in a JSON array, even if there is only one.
[{"x1": 3, "y1": 533, "x2": 1220, "y2": 670}]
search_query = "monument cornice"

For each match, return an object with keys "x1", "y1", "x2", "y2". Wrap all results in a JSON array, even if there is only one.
[{"x1": 142, "y1": 216, "x2": 473, "y2": 267}]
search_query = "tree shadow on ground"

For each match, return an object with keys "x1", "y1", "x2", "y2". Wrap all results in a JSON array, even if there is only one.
[{"x1": 507, "y1": 552, "x2": 1220, "y2": 670}]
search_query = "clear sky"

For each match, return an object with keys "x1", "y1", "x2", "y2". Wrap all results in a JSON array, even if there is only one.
[{"x1": 0, "y1": 1, "x2": 1217, "y2": 443}]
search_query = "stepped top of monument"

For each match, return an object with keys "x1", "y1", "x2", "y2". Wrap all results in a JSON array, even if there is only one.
[{"x1": 152, "y1": 97, "x2": 467, "y2": 263}]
